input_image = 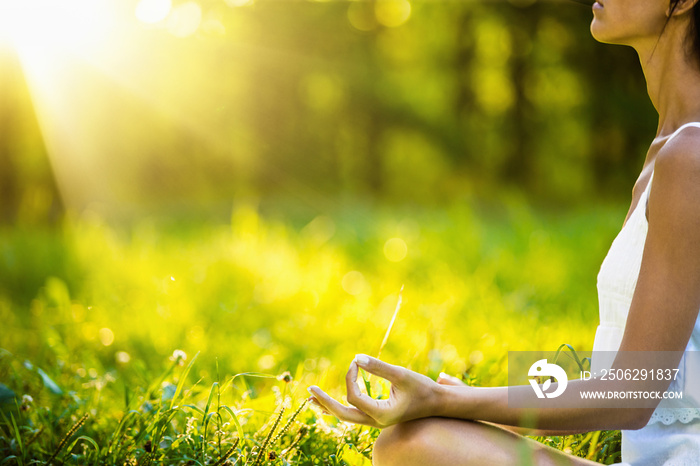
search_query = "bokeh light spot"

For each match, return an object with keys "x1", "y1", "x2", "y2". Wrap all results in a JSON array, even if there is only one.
[
  {"x1": 167, "y1": 2, "x2": 202, "y2": 38},
  {"x1": 301, "y1": 215, "x2": 336, "y2": 245},
  {"x1": 469, "y1": 350, "x2": 483, "y2": 365},
  {"x1": 375, "y1": 0, "x2": 411, "y2": 28},
  {"x1": 225, "y1": 0, "x2": 254, "y2": 6},
  {"x1": 188, "y1": 325, "x2": 204, "y2": 343},
  {"x1": 99, "y1": 327, "x2": 115, "y2": 346},
  {"x1": 258, "y1": 354, "x2": 276, "y2": 370},
  {"x1": 303, "y1": 359, "x2": 317, "y2": 371},
  {"x1": 115, "y1": 351, "x2": 131, "y2": 364},
  {"x1": 202, "y1": 17, "x2": 226, "y2": 37},
  {"x1": 300, "y1": 74, "x2": 344, "y2": 113},
  {"x1": 342, "y1": 270, "x2": 368, "y2": 296},
  {"x1": 383, "y1": 237, "x2": 407, "y2": 262},
  {"x1": 135, "y1": 0, "x2": 171, "y2": 24},
  {"x1": 347, "y1": 2, "x2": 378, "y2": 32}
]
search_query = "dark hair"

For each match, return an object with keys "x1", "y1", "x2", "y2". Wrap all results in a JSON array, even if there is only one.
[{"x1": 668, "y1": 0, "x2": 700, "y2": 61}]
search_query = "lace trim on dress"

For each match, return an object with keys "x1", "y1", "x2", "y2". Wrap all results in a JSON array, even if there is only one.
[{"x1": 648, "y1": 408, "x2": 700, "y2": 425}]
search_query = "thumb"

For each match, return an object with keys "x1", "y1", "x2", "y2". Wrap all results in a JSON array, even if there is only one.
[{"x1": 437, "y1": 372, "x2": 466, "y2": 386}]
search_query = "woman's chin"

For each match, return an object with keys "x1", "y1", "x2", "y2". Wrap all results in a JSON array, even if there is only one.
[{"x1": 590, "y1": 22, "x2": 618, "y2": 45}]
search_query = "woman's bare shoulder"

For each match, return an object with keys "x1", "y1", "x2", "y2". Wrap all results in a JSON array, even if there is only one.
[
  {"x1": 653, "y1": 126, "x2": 700, "y2": 201},
  {"x1": 656, "y1": 125, "x2": 700, "y2": 175},
  {"x1": 645, "y1": 125, "x2": 700, "y2": 244}
]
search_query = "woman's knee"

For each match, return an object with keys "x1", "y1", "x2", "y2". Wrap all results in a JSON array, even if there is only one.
[
  {"x1": 372, "y1": 421, "x2": 427, "y2": 466},
  {"x1": 371, "y1": 418, "x2": 523, "y2": 466},
  {"x1": 372, "y1": 418, "x2": 481, "y2": 466}
]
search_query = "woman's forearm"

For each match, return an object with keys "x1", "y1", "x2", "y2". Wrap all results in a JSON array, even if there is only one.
[{"x1": 433, "y1": 379, "x2": 658, "y2": 431}]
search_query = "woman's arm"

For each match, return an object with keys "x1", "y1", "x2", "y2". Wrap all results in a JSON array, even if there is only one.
[
  {"x1": 309, "y1": 131, "x2": 700, "y2": 432},
  {"x1": 435, "y1": 131, "x2": 700, "y2": 427},
  {"x1": 309, "y1": 354, "x2": 668, "y2": 431},
  {"x1": 438, "y1": 373, "x2": 590, "y2": 436},
  {"x1": 617, "y1": 130, "x2": 700, "y2": 355}
]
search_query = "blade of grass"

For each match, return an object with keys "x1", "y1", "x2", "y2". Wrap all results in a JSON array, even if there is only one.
[
  {"x1": 250, "y1": 404, "x2": 285, "y2": 466},
  {"x1": 586, "y1": 430, "x2": 601, "y2": 460},
  {"x1": 201, "y1": 382, "x2": 220, "y2": 462},
  {"x1": 45, "y1": 413, "x2": 88, "y2": 466},
  {"x1": 170, "y1": 352, "x2": 199, "y2": 410},
  {"x1": 269, "y1": 399, "x2": 309, "y2": 447},
  {"x1": 280, "y1": 426, "x2": 308, "y2": 457},
  {"x1": 376, "y1": 285, "x2": 404, "y2": 360},
  {"x1": 219, "y1": 405, "x2": 245, "y2": 446},
  {"x1": 212, "y1": 438, "x2": 239, "y2": 466},
  {"x1": 204, "y1": 382, "x2": 218, "y2": 418},
  {"x1": 552, "y1": 344, "x2": 589, "y2": 372},
  {"x1": 9, "y1": 413, "x2": 24, "y2": 466},
  {"x1": 65, "y1": 435, "x2": 100, "y2": 459},
  {"x1": 362, "y1": 286, "x2": 404, "y2": 398},
  {"x1": 107, "y1": 410, "x2": 140, "y2": 459}
]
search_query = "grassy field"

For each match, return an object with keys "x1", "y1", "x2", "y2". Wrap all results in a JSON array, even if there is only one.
[{"x1": 0, "y1": 199, "x2": 627, "y2": 464}]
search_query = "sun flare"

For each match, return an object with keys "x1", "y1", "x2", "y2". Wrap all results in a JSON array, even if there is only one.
[
  {"x1": 0, "y1": 0, "x2": 112, "y2": 57},
  {"x1": 0, "y1": 0, "x2": 124, "y2": 210}
]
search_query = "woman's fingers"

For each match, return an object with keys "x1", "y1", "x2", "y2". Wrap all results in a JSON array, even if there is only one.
[
  {"x1": 353, "y1": 354, "x2": 403, "y2": 383},
  {"x1": 345, "y1": 360, "x2": 364, "y2": 402},
  {"x1": 307, "y1": 386, "x2": 379, "y2": 427},
  {"x1": 308, "y1": 356, "x2": 418, "y2": 428},
  {"x1": 309, "y1": 397, "x2": 330, "y2": 415},
  {"x1": 345, "y1": 360, "x2": 383, "y2": 418}
]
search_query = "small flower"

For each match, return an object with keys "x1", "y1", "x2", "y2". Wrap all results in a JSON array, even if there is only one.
[
  {"x1": 21, "y1": 394, "x2": 33, "y2": 411},
  {"x1": 170, "y1": 350, "x2": 187, "y2": 366},
  {"x1": 185, "y1": 416, "x2": 197, "y2": 434}
]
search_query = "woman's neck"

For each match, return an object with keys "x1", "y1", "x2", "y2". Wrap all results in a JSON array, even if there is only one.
[{"x1": 637, "y1": 21, "x2": 700, "y2": 138}]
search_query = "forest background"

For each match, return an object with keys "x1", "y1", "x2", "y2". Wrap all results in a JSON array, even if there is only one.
[{"x1": 0, "y1": 0, "x2": 656, "y2": 464}]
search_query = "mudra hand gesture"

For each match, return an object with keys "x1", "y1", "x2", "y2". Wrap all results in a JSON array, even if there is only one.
[{"x1": 307, "y1": 354, "x2": 465, "y2": 428}]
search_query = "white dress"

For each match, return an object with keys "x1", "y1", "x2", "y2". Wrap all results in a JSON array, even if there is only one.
[{"x1": 592, "y1": 122, "x2": 700, "y2": 465}]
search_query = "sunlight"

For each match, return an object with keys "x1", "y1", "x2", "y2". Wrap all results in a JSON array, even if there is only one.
[
  {"x1": 0, "y1": 0, "x2": 111, "y2": 58},
  {"x1": 0, "y1": 0, "x2": 236, "y2": 214},
  {"x1": 0, "y1": 0, "x2": 120, "y2": 211},
  {"x1": 135, "y1": 0, "x2": 172, "y2": 24},
  {"x1": 0, "y1": 0, "x2": 358, "y2": 216}
]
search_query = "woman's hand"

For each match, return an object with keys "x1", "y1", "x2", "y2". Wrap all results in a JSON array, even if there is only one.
[{"x1": 307, "y1": 354, "x2": 450, "y2": 428}]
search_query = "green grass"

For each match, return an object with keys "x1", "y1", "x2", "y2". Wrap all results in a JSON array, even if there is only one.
[{"x1": 0, "y1": 199, "x2": 625, "y2": 464}]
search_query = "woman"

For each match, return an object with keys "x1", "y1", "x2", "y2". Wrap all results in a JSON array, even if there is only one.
[{"x1": 308, "y1": 0, "x2": 700, "y2": 464}]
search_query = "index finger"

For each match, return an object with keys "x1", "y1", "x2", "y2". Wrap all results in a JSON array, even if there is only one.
[{"x1": 307, "y1": 386, "x2": 379, "y2": 427}]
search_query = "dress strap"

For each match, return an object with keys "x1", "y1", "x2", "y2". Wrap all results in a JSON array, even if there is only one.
[
  {"x1": 644, "y1": 171, "x2": 654, "y2": 201},
  {"x1": 666, "y1": 122, "x2": 700, "y2": 144}
]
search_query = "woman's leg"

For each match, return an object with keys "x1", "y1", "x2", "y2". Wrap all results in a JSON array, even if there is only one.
[{"x1": 372, "y1": 418, "x2": 602, "y2": 466}]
